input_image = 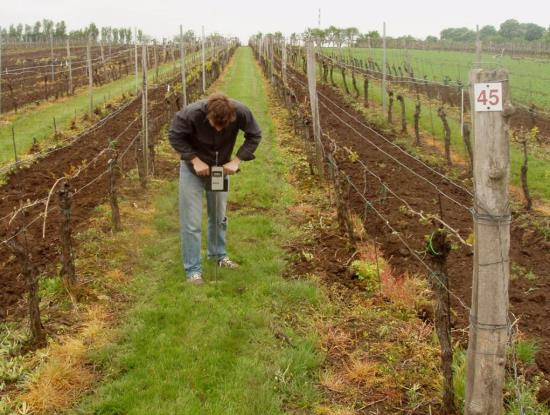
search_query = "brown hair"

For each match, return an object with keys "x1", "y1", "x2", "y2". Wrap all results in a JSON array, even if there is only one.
[{"x1": 207, "y1": 92, "x2": 236, "y2": 128}]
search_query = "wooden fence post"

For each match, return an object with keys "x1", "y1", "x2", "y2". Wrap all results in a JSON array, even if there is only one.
[
  {"x1": 201, "y1": 25, "x2": 206, "y2": 93},
  {"x1": 382, "y1": 22, "x2": 387, "y2": 115},
  {"x1": 141, "y1": 43, "x2": 149, "y2": 176},
  {"x1": 427, "y1": 229, "x2": 456, "y2": 415},
  {"x1": 100, "y1": 41, "x2": 105, "y2": 64},
  {"x1": 179, "y1": 24, "x2": 187, "y2": 108},
  {"x1": 58, "y1": 179, "x2": 77, "y2": 295},
  {"x1": 7, "y1": 235, "x2": 46, "y2": 346},
  {"x1": 66, "y1": 39, "x2": 73, "y2": 95},
  {"x1": 50, "y1": 33, "x2": 55, "y2": 82},
  {"x1": 282, "y1": 37, "x2": 288, "y2": 86},
  {"x1": 465, "y1": 68, "x2": 511, "y2": 415},
  {"x1": 0, "y1": 27, "x2": 3, "y2": 113},
  {"x1": 306, "y1": 40, "x2": 324, "y2": 177},
  {"x1": 269, "y1": 35, "x2": 274, "y2": 84},
  {"x1": 153, "y1": 40, "x2": 159, "y2": 83},
  {"x1": 108, "y1": 155, "x2": 122, "y2": 232},
  {"x1": 87, "y1": 35, "x2": 93, "y2": 116},
  {"x1": 134, "y1": 28, "x2": 139, "y2": 94}
]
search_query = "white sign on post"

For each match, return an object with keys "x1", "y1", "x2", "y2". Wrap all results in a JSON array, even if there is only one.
[{"x1": 474, "y1": 82, "x2": 503, "y2": 112}]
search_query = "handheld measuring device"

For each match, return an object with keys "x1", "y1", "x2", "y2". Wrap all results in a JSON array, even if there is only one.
[{"x1": 210, "y1": 166, "x2": 225, "y2": 191}]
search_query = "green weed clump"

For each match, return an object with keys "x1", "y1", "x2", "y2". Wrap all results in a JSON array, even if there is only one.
[{"x1": 351, "y1": 259, "x2": 382, "y2": 293}]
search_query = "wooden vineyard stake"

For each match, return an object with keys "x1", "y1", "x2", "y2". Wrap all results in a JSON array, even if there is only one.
[
  {"x1": 58, "y1": 179, "x2": 77, "y2": 296},
  {"x1": 269, "y1": 35, "x2": 274, "y2": 84},
  {"x1": 134, "y1": 28, "x2": 139, "y2": 94},
  {"x1": 427, "y1": 229, "x2": 456, "y2": 415},
  {"x1": 382, "y1": 21, "x2": 387, "y2": 115},
  {"x1": 0, "y1": 27, "x2": 2, "y2": 113},
  {"x1": 466, "y1": 68, "x2": 511, "y2": 415},
  {"x1": 305, "y1": 40, "x2": 324, "y2": 178},
  {"x1": 50, "y1": 33, "x2": 55, "y2": 82},
  {"x1": 282, "y1": 37, "x2": 288, "y2": 86},
  {"x1": 87, "y1": 35, "x2": 93, "y2": 116},
  {"x1": 66, "y1": 39, "x2": 73, "y2": 95},
  {"x1": 153, "y1": 40, "x2": 159, "y2": 83},
  {"x1": 135, "y1": 132, "x2": 147, "y2": 189},
  {"x1": 141, "y1": 43, "x2": 149, "y2": 177},
  {"x1": 100, "y1": 41, "x2": 105, "y2": 64},
  {"x1": 7, "y1": 235, "x2": 46, "y2": 346},
  {"x1": 201, "y1": 25, "x2": 206, "y2": 93},
  {"x1": 108, "y1": 155, "x2": 122, "y2": 232},
  {"x1": 180, "y1": 24, "x2": 187, "y2": 108}
]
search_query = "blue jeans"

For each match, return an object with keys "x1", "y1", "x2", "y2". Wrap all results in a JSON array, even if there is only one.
[{"x1": 179, "y1": 161, "x2": 228, "y2": 278}]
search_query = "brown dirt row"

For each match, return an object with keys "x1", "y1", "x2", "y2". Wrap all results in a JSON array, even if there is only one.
[{"x1": 282, "y1": 63, "x2": 550, "y2": 377}]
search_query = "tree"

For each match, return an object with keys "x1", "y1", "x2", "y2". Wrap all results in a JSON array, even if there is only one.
[
  {"x1": 343, "y1": 27, "x2": 360, "y2": 47},
  {"x1": 325, "y1": 26, "x2": 343, "y2": 48},
  {"x1": 113, "y1": 28, "x2": 119, "y2": 44},
  {"x1": 522, "y1": 23, "x2": 545, "y2": 41},
  {"x1": 87, "y1": 23, "x2": 99, "y2": 41},
  {"x1": 440, "y1": 27, "x2": 476, "y2": 42},
  {"x1": 499, "y1": 19, "x2": 523, "y2": 40},
  {"x1": 24, "y1": 24, "x2": 32, "y2": 42},
  {"x1": 304, "y1": 27, "x2": 326, "y2": 47},
  {"x1": 366, "y1": 30, "x2": 380, "y2": 39},
  {"x1": 55, "y1": 21, "x2": 67, "y2": 39},
  {"x1": 289, "y1": 32, "x2": 298, "y2": 46},
  {"x1": 42, "y1": 19, "x2": 54, "y2": 38},
  {"x1": 426, "y1": 35, "x2": 438, "y2": 42},
  {"x1": 479, "y1": 25, "x2": 497, "y2": 40},
  {"x1": 32, "y1": 21, "x2": 41, "y2": 41},
  {"x1": 8, "y1": 25, "x2": 17, "y2": 40}
]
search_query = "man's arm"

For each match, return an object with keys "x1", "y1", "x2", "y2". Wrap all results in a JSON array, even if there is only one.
[
  {"x1": 168, "y1": 109, "x2": 197, "y2": 160},
  {"x1": 169, "y1": 110, "x2": 210, "y2": 176},
  {"x1": 235, "y1": 106, "x2": 262, "y2": 161}
]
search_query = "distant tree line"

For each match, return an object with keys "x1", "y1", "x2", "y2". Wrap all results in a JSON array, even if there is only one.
[
  {"x1": 0, "y1": 20, "x2": 141, "y2": 43},
  {"x1": 289, "y1": 20, "x2": 550, "y2": 48},
  {"x1": 439, "y1": 19, "x2": 550, "y2": 43}
]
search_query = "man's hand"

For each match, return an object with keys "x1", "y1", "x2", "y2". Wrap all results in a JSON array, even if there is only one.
[
  {"x1": 191, "y1": 157, "x2": 209, "y2": 176},
  {"x1": 223, "y1": 157, "x2": 241, "y2": 175}
]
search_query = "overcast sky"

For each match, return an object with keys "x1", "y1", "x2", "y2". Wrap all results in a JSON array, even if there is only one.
[{"x1": 1, "y1": 0, "x2": 549, "y2": 42}]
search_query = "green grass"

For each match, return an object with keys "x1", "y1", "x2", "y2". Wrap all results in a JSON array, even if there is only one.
[
  {"x1": 325, "y1": 47, "x2": 550, "y2": 110},
  {"x1": 0, "y1": 52, "x2": 200, "y2": 167},
  {"x1": 73, "y1": 46, "x2": 325, "y2": 415},
  {"x1": 322, "y1": 58, "x2": 550, "y2": 202}
]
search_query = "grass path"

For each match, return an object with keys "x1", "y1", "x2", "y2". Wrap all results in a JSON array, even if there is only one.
[{"x1": 72, "y1": 47, "x2": 325, "y2": 415}]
